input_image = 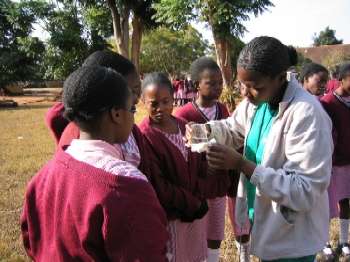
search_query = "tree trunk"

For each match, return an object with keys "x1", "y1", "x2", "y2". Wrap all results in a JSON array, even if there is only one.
[
  {"x1": 131, "y1": 15, "x2": 143, "y2": 73},
  {"x1": 106, "y1": 0, "x2": 129, "y2": 58},
  {"x1": 213, "y1": 34, "x2": 232, "y2": 89}
]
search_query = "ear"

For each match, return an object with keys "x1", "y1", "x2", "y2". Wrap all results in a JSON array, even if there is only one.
[{"x1": 109, "y1": 107, "x2": 123, "y2": 125}]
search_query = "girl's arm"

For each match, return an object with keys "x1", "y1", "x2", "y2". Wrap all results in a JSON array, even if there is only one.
[{"x1": 147, "y1": 150, "x2": 207, "y2": 221}]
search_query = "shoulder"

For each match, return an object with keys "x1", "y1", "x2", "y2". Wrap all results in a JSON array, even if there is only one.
[
  {"x1": 174, "y1": 103, "x2": 194, "y2": 119},
  {"x1": 287, "y1": 88, "x2": 332, "y2": 130}
]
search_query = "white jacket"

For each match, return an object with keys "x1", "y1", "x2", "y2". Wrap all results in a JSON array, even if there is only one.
[{"x1": 208, "y1": 80, "x2": 333, "y2": 260}]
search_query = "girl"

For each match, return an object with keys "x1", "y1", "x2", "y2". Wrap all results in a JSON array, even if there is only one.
[
  {"x1": 139, "y1": 72, "x2": 237, "y2": 262},
  {"x1": 45, "y1": 50, "x2": 147, "y2": 171},
  {"x1": 321, "y1": 63, "x2": 350, "y2": 258},
  {"x1": 300, "y1": 62, "x2": 328, "y2": 96},
  {"x1": 175, "y1": 57, "x2": 249, "y2": 262},
  {"x1": 187, "y1": 36, "x2": 333, "y2": 261},
  {"x1": 21, "y1": 66, "x2": 168, "y2": 261}
]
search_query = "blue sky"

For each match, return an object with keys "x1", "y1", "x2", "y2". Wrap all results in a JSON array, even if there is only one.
[{"x1": 194, "y1": 0, "x2": 350, "y2": 47}]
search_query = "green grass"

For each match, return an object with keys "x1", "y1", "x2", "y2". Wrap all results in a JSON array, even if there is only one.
[{"x1": 0, "y1": 102, "x2": 342, "y2": 261}]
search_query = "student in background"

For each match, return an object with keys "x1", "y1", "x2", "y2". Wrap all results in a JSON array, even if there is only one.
[
  {"x1": 139, "y1": 72, "x2": 237, "y2": 262},
  {"x1": 326, "y1": 68, "x2": 340, "y2": 94},
  {"x1": 321, "y1": 63, "x2": 350, "y2": 259},
  {"x1": 300, "y1": 62, "x2": 328, "y2": 96},
  {"x1": 175, "y1": 57, "x2": 249, "y2": 262},
  {"x1": 21, "y1": 66, "x2": 168, "y2": 261}
]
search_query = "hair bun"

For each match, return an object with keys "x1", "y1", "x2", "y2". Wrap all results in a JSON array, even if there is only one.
[{"x1": 287, "y1": 46, "x2": 298, "y2": 66}]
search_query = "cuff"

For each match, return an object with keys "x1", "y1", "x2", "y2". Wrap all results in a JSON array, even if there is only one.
[{"x1": 249, "y1": 165, "x2": 266, "y2": 186}]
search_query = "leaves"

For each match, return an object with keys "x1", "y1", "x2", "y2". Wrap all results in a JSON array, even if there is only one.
[
  {"x1": 313, "y1": 26, "x2": 343, "y2": 47},
  {"x1": 140, "y1": 26, "x2": 209, "y2": 75}
]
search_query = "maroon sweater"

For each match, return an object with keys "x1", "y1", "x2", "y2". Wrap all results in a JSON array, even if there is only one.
[
  {"x1": 175, "y1": 101, "x2": 230, "y2": 124},
  {"x1": 321, "y1": 92, "x2": 350, "y2": 166},
  {"x1": 21, "y1": 148, "x2": 168, "y2": 261},
  {"x1": 45, "y1": 102, "x2": 69, "y2": 144},
  {"x1": 138, "y1": 116, "x2": 237, "y2": 221},
  {"x1": 45, "y1": 102, "x2": 149, "y2": 175}
]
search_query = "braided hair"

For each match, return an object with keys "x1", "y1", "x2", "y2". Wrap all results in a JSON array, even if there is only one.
[
  {"x1": 190, "y1": 57, "x2": 221, "y2": 83},
  {"x1": 237, "y1": 36, "x2": 298, "y2": 78},
  {"x1": 142, "y1": 72, "x2": 174, "y2": 96},
  {"x1": 300, "y1": 63, "x2": 328, "y2": 83},
  {"x1": 63, "y1": 66, "x2": 129, "y2": 130},
  {"x1": 83, "y1": 50, "x2": 136, "y2": 77}
]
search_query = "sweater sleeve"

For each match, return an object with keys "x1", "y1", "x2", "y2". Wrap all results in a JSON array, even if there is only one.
[
  {"x1": 45, "y1": 102, "x2": 69, "y2": 145},
  {"x1": 103, "y1": 181, "x2": 168, "y2": 262},
  {"x1": 146, "y1": 147, "x2": 203, "y2": 220},
  {"x1": 193, "y1": 167, "x2": 239, "y2": 199},
  {"x1": 249, "y1": 104, "x2": 333, "y2": 212}
]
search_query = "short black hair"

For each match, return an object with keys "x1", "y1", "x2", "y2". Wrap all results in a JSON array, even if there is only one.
[
  {"x1": 338, "y1": 62, "x2": 350, "y2": 80},
  {"x1": 83, "y1": 50, "x2": 136, "y2": 77},
  {"x1": 142, "y1": 72, "x2": 174, "y2": 95},
  {"x1": 300, "y1": 63, "x2": 328, "y2": 83},
  {"x1": 63, "y1": 66, "x2": 129, "y2": 129},
  {"x1": 190, "y1": 57, "x2": 221, "y2": 82},
  {"x1": 237, "y1": 36, "x2": 298, "y2": 78}
]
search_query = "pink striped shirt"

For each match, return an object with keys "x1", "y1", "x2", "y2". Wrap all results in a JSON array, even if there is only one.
[
  {"x1": 66, "y1": 139, "x2": 147, "y2": 182},
  {"x1": 198, "y1": 104, "x2": 217, "y2": 121},
  {"x1": 119, "y1": 133, "x2": 141, "y2": 168}
]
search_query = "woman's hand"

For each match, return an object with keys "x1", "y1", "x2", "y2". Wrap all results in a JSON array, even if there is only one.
[
  {"x1": 206, "y1": 143, "x2": 256, "y2": 178},
  {"x1": 207, "y1": 143, "x2": 243, "y2": 170}
]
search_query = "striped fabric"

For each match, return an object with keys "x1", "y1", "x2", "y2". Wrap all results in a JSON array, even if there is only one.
[
  {"x1": 66, "y1": 139, "x2": 147, "y2": 182},
  {"x1": 205, "y1": 197, "x2": 226, "y2": 240},
  {"x1": 119, "y1": 133, "x2": 141, "y2": 168},
  {"x1": 167, "y1": 219, "x2": 207, "y2": 262},
  {"x1": 198, "y1": 104, "x2": 217, "y2": 121},
  {"x1": 161, "y1": 129, "x2": 188, "y2": 162},
  {"x1": 158, "y1": 127, "x2": 207, "y2": 261}
]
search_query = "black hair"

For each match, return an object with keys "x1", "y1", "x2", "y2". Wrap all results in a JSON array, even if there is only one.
[
  {"x1": 338, "y1": 63, "x2": 350, "y2": 80},
  {"x1": 142, "y1": 72, "x2": 174, "y2": 95},
  {"x1": 63, "y1": 66, "x2": 129, "y2": 129},
  {"x1": 299, "y1": 62, "x2": 328, "y2": 83},
  {"x1": 83, "y1": 50, "x2": 136, "y2": 77},
  {"x1": 190, "y1": 57, "x2": 221, "y2": 82},
  {"x1": 237, "y1": 36, "x2": 298, "y2": 78}
]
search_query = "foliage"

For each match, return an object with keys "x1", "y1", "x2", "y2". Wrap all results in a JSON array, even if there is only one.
[
  {"x1": 322, "y1": 50, "x2": 350, "y2": 71},
  {"x1": 313, "y1": 26, "x2": 343, "y2": 47},
  {"x1": 0, "y1": 0, "x2": 47, "y2": 86},
  {"x1": 140, "y1": 26, "x2": 209, "y2": 75},
  {"x1": 294, "y1": 51, "x2": 313, "y2": 72},
  {"x1": 153, "y1": 0, "x2": 273, "y2": 39}
]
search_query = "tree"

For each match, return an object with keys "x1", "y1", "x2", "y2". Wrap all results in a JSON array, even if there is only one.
[
  {"x1": 101, "y1": 0, "x2": 158, "y2": 72},
  {"x1": 313, "y1": 26, "x2": 343, "y2": 47},
  {"x1": 154, "y1": 0, "x2": 272, "y2": 89},
  {"x1": 140, "y1": 26, "x2": 208, "y2": 75},
  {"x1": 0, "y1": 0, "x2": 46, "y2": 87}
]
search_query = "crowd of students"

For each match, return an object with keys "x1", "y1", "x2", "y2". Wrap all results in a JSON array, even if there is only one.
[{"x1": 20, "y1": 35, "x2": 350, "y2": 262}]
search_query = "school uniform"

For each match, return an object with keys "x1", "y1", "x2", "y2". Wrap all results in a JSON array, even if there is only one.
[
  {"x1": 21, "y1": 141, "x2": 168, "y2": 261},
  {"x1": 321, "y1": 92, "x2": 350, "y2": 218},
  {"x1": 139, "y1": 116, "x2": 237, "y2": 262},
  {"x1": 175, "y1": 102, "x2": 244, "y2": 240},
  {"x1": 45, "y1": 102, "x2": 69, "y2": 144}
]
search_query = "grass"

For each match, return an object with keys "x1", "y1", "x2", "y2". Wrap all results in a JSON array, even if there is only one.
[{"x1": 0, "y1": 102, "x2": 343, "y2": 261}]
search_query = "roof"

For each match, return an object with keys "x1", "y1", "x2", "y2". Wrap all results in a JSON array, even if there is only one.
[{"x1": 297, "y1": 44, "x2": 350, "y2": 65}]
